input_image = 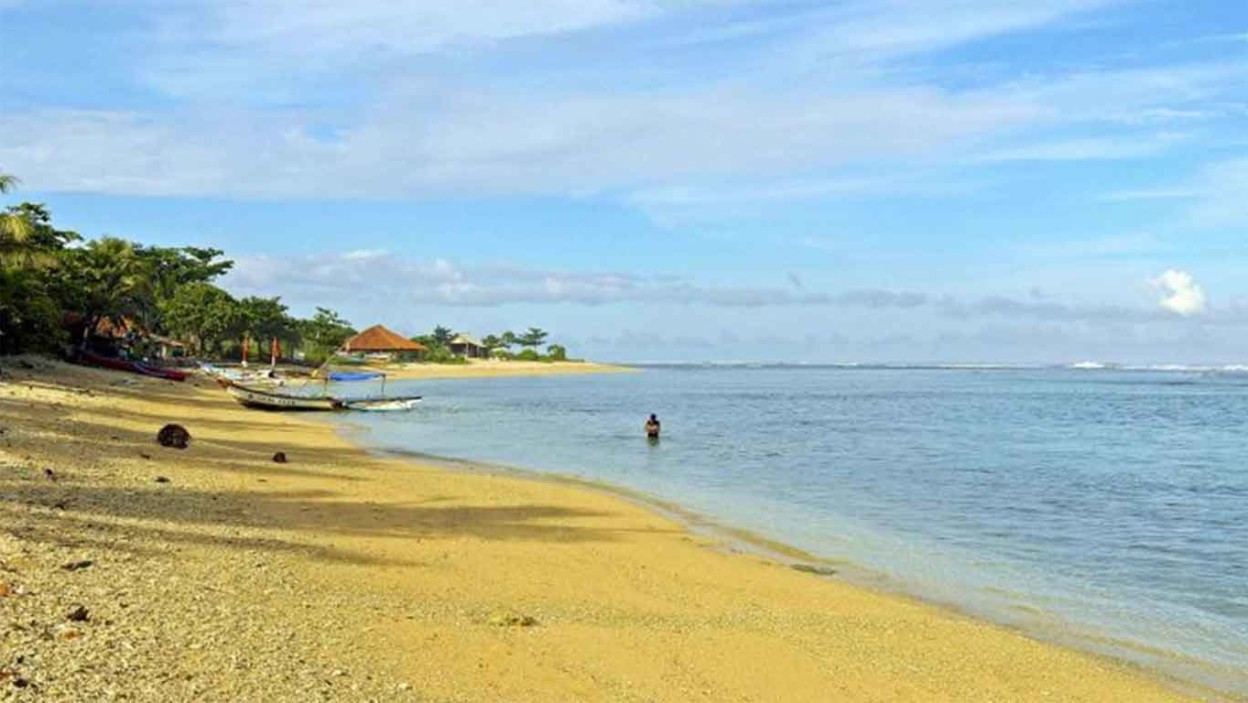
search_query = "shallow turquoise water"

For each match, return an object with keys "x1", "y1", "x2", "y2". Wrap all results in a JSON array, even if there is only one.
[{"x1": 333, "y1": 366, "x2": 1248, "y2": 694}]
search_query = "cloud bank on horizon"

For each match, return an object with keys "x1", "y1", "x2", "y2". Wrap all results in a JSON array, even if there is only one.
[{"x1": 2, "y1": 0, "x2": 1247, "y2": 362}]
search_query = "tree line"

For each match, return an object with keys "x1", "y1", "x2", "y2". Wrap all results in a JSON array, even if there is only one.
[
  {"x1": 411, "y1": 325, "x2": 566, "y2": 363},
  {"x1": 0, "y1": 174, "x2": 346, "y2": 361},
  {"x1": 1, "y1": 172, "x2": 569, "y2": 364}
]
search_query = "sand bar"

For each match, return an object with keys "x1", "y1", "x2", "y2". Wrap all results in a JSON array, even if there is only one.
[{"x1": 0, "y1": 359, "x2": 1212, "y2": 701}]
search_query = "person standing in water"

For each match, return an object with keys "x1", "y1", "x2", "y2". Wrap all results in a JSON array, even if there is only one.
[{"x1": 644, "y1": 413, "x2": 661, "y2": 440}]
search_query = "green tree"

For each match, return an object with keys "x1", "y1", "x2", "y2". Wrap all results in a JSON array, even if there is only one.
[
  {"x1": 160, "y1": 283, "x2": 245, "y2": 355},
  {"x1": 0, "y1": 196, "x2": 81, "y2": 354},
  {"x1": 298, "y1": 307, "x2": 355, "y2": 361},
  {"x1": 137, "y1": 245, "x2": 233, "y2": 302},
  {"x1": 0, "y1": 173, "x2": 32, "y2": 246},
  {"x1": 546, "y1": 344, "x2": 567, "y2": 361},
  {"x1": 431, "y1": 325, "x2": 454, "y2": 347},
  {"x1": 239, "y1": 296, "x2": 297, "y2": 348},
  {"x1": 500, "y1": 330, "x2": 518, "y2": 350},
  {"x1": 481, "y1": 334, "x2": 501, "y2": 353},
  {"x1": 1, "y1": 203, "x2": 81, "y2": 268},
  {"x1": 57, "y1": 238, "x2": 155, "y2": 345},
  {"x1": 0, "y1": 268, "x2": 63, "y2": 354},
  {"x1": 519, "y1": 327, "x2": 548, "y2": 349}
]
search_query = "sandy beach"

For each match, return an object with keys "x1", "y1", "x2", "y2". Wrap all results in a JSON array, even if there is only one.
[{"x1": 0, "y1": 359, "x2": 1210, "y2": 701}]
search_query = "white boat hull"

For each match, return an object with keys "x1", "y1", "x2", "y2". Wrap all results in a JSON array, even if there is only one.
[
  {"x1": 344, "y1": 398, "x2": 422, "y2": 412},
  {"x1": 226, "y1": 383, "x2": 343, "y2": 411}
]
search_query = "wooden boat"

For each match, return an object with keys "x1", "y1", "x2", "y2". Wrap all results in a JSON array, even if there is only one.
[
  {"x1": 342, "y1": 397, "x2": 422, "y2": 412},
  {"x1": 200, "y1": 363, "x2": 283, "y2": 387},
  {"x1": 225, "y1": 382, "x2": 344, "y2": 411},
  {"x1": 78, "y1": 350, "x2": 188, "y2": 382}
]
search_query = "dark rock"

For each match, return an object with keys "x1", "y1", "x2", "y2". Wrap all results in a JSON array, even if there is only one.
[
  {"x1": 489, "y1": 613, "x2": 539, "y2": 627},
  {"x1": 66, "y1": 605, "x2": 89, "y2": 622},
  {"x1": 139, "y1": 452, "x2": 151, "y2": 460},
  {"x1": 154, "y1": 476, "x2": 170, "y2": 484},
  {"x1": 272, "y1": 452, "x2": 288, "y2": 463},
  {"x1": 13, "y1": 677, "x2": 29, "y2": 689},
  {"x1": 790, "y1": 563, "x2": 838, "y2": 577},
  {"x1": 156, "y1": 424, "x2": 191, "y2": 449},
  {"x1": 62, "y1": 560, "x2": 94, "y2": 572},
  {"x1": 43, "y1": 468, "x2": 56, "y2": 481}
]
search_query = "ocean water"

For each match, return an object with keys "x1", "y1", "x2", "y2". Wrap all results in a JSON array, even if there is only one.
[{"x1": 332, "y1": 366, "x2": 1248, "y2": 695}]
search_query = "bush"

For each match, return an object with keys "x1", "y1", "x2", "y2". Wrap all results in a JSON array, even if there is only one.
[
  {"x1": 515, "y1": 348, "x2": 539, "y2": 361},
  {"x1": 423, "y1": 345, "x2": 469, "y2": 365}
]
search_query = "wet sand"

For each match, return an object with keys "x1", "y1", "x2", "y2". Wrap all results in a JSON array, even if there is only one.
[{"x1": 0, "y1": 358, "x2": 1210, "y2": 701}]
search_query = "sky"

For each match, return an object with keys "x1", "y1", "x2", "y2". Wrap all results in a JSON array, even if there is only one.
[{"x1": 3, "y1": 0, "x2": 1248, "y2": 363}]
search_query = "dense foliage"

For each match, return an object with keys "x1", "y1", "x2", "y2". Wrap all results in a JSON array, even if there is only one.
[
  {"x1": 0, "y1": 170, "x2": 570, "y2": 363},
  {"x1": 410, "y1": 325, "x2": 571, "y2": 364}
]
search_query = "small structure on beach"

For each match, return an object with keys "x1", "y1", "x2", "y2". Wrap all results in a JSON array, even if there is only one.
[
  {"x1": 449, "y1": 333, "x2": 486, "y2": 359},
  {"x1": 63, "y1": 314, "x2": 188, "y2": 359},
  {"x1": 340, "y1": 325, "x2": 426, "y2": 361}
]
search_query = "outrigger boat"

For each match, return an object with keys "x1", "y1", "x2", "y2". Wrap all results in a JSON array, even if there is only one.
[
  {"x1": 343, "y1": 397, "x2": 422, "y2": 412},
  {"x1": 223, "y1": 380, "x2": 422, "y2": 412},
  {"x1": 224, "y1": 382, "x2": 346, "y2": 411}
]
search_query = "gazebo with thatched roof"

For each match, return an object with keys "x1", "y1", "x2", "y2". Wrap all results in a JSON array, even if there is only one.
[{"x1": 340, "y1": 325, "x2": 426, "y2": 359}]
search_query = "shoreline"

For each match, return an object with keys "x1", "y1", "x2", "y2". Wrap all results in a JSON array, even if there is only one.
[
  {"x1": 341, "y1": 440, "x2": 1244, "y2": 702},
  {"x1": 0, "y1": 359, "x2": 1224, "y2": 701}
]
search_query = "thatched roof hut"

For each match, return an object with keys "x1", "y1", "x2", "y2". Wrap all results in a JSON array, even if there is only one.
[{"x1": 341, "y1": 325, "x2": 425, "y2": 353}]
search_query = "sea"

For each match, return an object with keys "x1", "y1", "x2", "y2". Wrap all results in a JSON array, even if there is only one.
[{"x1": 330, "y1": 364, "x2": 1248, "y2": 696}]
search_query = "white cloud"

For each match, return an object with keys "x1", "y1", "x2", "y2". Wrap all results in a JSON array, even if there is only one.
[
  {"x1": 1153, "y1": 269, "x2": 1207, "y2": 316},
  {"x1": 224, "y1": 252, "x2": 837, "y2": 307},
  {"x1": 220, "y1": 250, "x2": 1241, "y2": 330},
  {"x1": 783, "y1": 0, "x2": 1125, "y2": 65},
  {"x1": 974, "y1": 134, "x2": 1185, "y2": 163},
  {"x1": 0, "y1": 86, "x2": 1034, "y2": 198},
  {"x1": 169, "y1": 0, "x2": 658, "y2": 55}
]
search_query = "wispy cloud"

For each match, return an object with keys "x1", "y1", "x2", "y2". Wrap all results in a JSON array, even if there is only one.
[
  {"x1": 974, "y1": 133, "x2": 1186, "y2": 162},
  {"x1": 0, "y1": 86, "x2": 1035, "y2": 198},
  {"x1": 782, "y1": 0, "x2": 1127, "y2": 64},
  {"x1": 222, "y1": 250, "x2": 1243, "y2": 330}
]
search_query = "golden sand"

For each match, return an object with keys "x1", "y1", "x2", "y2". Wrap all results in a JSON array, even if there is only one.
[{"x1": 0, "y1": 359, "x2": 1209, "y2": 701}]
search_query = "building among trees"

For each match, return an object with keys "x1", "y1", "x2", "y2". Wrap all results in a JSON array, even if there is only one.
[
  {"x1": 449, "y1": 333, "x2": 486, "y2": 359},
  {"x1": 340, "y1": 324, "x2": 426, "y2": 361}
]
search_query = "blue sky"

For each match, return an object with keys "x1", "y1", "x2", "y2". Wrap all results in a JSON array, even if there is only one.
[{"x1": 3, "y1": 0, "x2": 1248, "y2": 363}]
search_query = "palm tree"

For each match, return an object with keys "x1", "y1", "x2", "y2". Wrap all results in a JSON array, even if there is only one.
[
  {"x1": 520, "y1": 327, "x2": 548, "y2": 349},
  {"x1": 0, "y1": 172, "x2": 33, "y2": 255},
  {"x1": 60, "y1": 238, "x2": 155, "y2": 345}
]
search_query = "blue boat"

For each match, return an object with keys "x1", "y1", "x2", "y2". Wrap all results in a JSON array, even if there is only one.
[{"x1": 327, "y1": 370, "x2": 385, "y2": 382}]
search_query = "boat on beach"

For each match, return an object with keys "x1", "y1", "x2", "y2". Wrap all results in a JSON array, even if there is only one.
[
  {"x1": 224, "y1": 382, "x2": 345, "y2": 411},
  {"x1": 76, "y1": 349, "x2": 189, "y2": 382},
  {"x1": 223, "y1": 380, "x2": 422, "y2": 412}
]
